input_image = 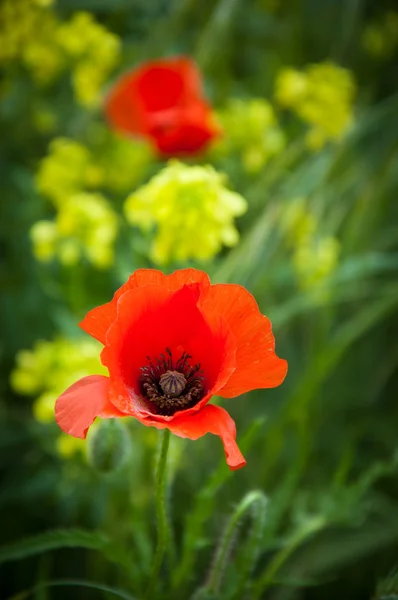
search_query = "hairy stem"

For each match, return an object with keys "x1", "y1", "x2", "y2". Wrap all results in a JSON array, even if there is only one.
[
  {"x1": 192, "y1": 490, "x2": 268, "y2": 599},
  {"x1": 145, "y1": 429, "x2": 171, "y2": 599}
]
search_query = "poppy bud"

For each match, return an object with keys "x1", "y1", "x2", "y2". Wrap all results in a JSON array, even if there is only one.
[{"x1": 87, "y1": 419, "x2": 131, "y2": 474}]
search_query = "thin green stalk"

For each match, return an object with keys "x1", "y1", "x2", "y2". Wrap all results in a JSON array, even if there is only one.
[
  {"x1": 261, "y1": 284, "x2": 398, "y2": 487},
  {"x1": 195, "y1": 0, "x2": 241, "y2": 70},
  {"x1": 172, "y1": 419, "x2": 264, "y2": 592},
  {"x1": 194, "y1": 490, "x2": 268, "y2": 598},
  {"x1": 251, "y1": 517, "x2": 325, "y2": 599},
  {"x1": 145, "y1": 429, "x2": 171, "y2": 599}
]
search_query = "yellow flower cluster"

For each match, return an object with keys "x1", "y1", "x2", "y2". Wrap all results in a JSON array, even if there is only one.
[
  {"x1": 281, "y1": 198, "x2": 340, "y2": 289},
  {"x1": 89, "y1": 127, "x2": 154, "y2": 194},
  {"x1": 31, "y1": 192, "x2": 118, "y2": 268},
  {"x1": 0, "y1": 2, "x2": 119, "y2": 106},
  {"x1": 293, "y1": 236, "x2": 340, "y2": 290},
  {"x1": 362, "y1": 11, "x2": 398, "y2": 59},
  {"x1": 32, "y1": 133, "x2": 153, "y2": 269},
  {"x1": 36, "y1": 138, "x2": 97, "y2": 206},
  {"x1": 215, "y1": 98, "x2": 285, "y2": 173},
  {"x1": 124, "y1": 161, "x2": 248, "y2": 264},
  {"x1": 36, "y1": 135, "x2": 153, "y2": 204},
  {"x1": 10, "y1": 337, "x2": 107, "y2": 458},
  {"x1": 56, "y1": 12, "x2": 120, "y2": 107},
  {"x1": 0, "y1": 0, "x2": 63, "y2": 84},
  {"x1": 275, "y1": 62, "x2": 356, "y2": 149}
]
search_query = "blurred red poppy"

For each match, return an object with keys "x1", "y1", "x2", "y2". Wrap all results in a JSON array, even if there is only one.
[
  {"x1": 55, "y1": 269, "x2": 287, "y2": 470},
  {"x1": 104, "y1": 57, "x2": 221, "y2": 157}
]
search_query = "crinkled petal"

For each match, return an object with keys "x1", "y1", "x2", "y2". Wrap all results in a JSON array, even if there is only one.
[
  {"x1": 80, "y1": 269, "x2": 211, "y2": 345},
  {"x1": 130, "y1": 404, "x2": 246, "y2": 470},
  {"x1": 154, "y1": 103, "x2": 221, "y2": 156},
  {"x1": 55, "y1": 375, "x2": 125, "y2": 439},
  {"x1": 168, "y1": 404, "x2": 246, "y2": 470},
  {"x1": 199, "y1": 284, "x2": 287, "y2": 397}
]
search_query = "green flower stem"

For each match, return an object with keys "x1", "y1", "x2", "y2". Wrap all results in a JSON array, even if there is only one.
[
  {"x1": 172, "y1": 419, "x2": 264, "y2": 593},
  {"x1": 251, "y1": 516, "x2": 325, "y2": 599},
  {"x1": 145, "y1": 429, "x2": 171, "y2": 599},
  {"x1": 193, "y1": 490, "x2": 268, "y2": 599}
]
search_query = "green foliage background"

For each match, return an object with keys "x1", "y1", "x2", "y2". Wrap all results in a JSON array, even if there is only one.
[{"x1": 1, "y1": 0, "x2": 398, "y2": 598}]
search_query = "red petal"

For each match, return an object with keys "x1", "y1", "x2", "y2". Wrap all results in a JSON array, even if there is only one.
[
  {"x1": 79, "y1": 302, "x2": 116, "y2": 345},
  {"x1": 55, "y1": 375, "x2": 125, "y2": 439},
  {"x1": 104, "y1": 57, "x2": 204, "y2": 137},
  {"x1": 101, "y1": 284, "x2": 235, "y2": 419},
  {"x1": 199, "y1": 284, "x2": 287, "y2": 397},
  {"x1": 153, "y1": 103, "x2": 221, "y2": 156},
  {"x1": 135, "y1": 57, "x2": 202, "y2": 113},
  {"x1": 80, "y1": 269, "x2": 210, "y2": 345},
  {"x1": 165, "y1": 268, "x2": 211, "y2": 291},
  {"x1": 104, "y1": 71, "x2": 147, "y2": 135},
  {"x1": 168, "y1": 404, "x2": 246, "y2": 470}
]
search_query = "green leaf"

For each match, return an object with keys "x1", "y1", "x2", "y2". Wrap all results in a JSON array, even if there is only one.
[
  {"x1": 0, "y1": 529, "x2": 131, "y2": 573},
  {"x1": 8, "y1": 579, "x2": 138, "y2": 600}
]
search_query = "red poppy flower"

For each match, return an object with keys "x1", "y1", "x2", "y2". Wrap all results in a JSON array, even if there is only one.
[
  {"x1": 104, "y1": 56, "x2": 221, "y2": 157},
  {"x1": 55, "y1": 269, "x2": 287, "y2": 470}
]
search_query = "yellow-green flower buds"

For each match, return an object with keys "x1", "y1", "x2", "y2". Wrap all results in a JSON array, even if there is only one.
[{"x1": 124, "y1": 161, "x2": 247, "y2": 264}]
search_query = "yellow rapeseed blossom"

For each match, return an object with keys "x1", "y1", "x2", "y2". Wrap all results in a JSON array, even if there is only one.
[
  {"x1": 274, "y1": 69, "x2": 308, "y2": 106},
  {"x1": 56, "y1": 12, "x2": 120, "y2": 107},
  {"x1": 86, "y1": 125, "x2": 154, "y2": 194},
  {"x1": 33, "y1": 392, "x2": 58, "y2": 423},
  {"x1": 21, "y1": 17, "x2": 65, "y2": 85},
  {"x1": 0, "y1": 4, "x2": 120, "y2": 105},
  {"x1": 29, "y1": 221, "x2": 58, "y2": 262},
  {"x1": 11, "y1": 337, "x2": 105, "y2": 458},
  {"x1": 0, "y1": 0, "x2": 63, "y2": 84},
  {"x1": 31, "y1": 192, "x2": 118, "y2": 269},
  {"x1": 124, "y1": 161, "x2": 247, "y2": 264},
  {"x1": 280, "y1": 198, "x2": 340, "y2": 289},
  {"x1": 11, "y1": 337, "x2": 107, "y2": 401},
  {"x1": 215, "y1": 98, "x2": 285, "y2": 173},
  {"x1": 293, "y1": 236, "x2": 340, "y2": 289},
  {"x1": 100, "y1": 136, "x2": 154, "y2": 194},
  {"x1": 0, "y1": 0, "x2": 46, "y2": 63},
  {"x1": 36, "y1": 132, "x2": 153, "y2": 204},
  {"x1": 280, "y1": 197, "x2": 317, "y2": 246},
  {"x1": 362, "y1": 12, "x2": 398, "y2": 59},
  {"x1": 56, "y1": 434, "x2": 86, "y2": 458},
  {"x1": 36, "y1": 138, "x2": 103, "y2": 206},
  {"x1": 275, "y1": 62, "x2": 356, "y2": 149}
]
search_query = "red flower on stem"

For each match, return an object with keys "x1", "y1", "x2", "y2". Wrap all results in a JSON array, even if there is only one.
[
  {"x1": 104, "y1": 56, "x2": 221, "y2": 157},
  {"x1": 55, "y1": 269, "x2": 287, "y2": 470}
]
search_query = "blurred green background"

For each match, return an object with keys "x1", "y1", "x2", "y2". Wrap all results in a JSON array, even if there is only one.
[{"x1": 1, "y1": 0, "x2": 398, "y2": 598}]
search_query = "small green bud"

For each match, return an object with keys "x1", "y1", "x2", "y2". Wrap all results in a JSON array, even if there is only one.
[{"x1": 87, "y1": 419, "x2": 131, "y2": 474}]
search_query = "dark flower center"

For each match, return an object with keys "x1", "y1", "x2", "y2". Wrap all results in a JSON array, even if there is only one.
[
  {"x1": 159, "y1": 370, "x2": 187, "y2": 397},
  {"x1": 139, "y1": 348, "x2": 205, "y2": 416}
]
